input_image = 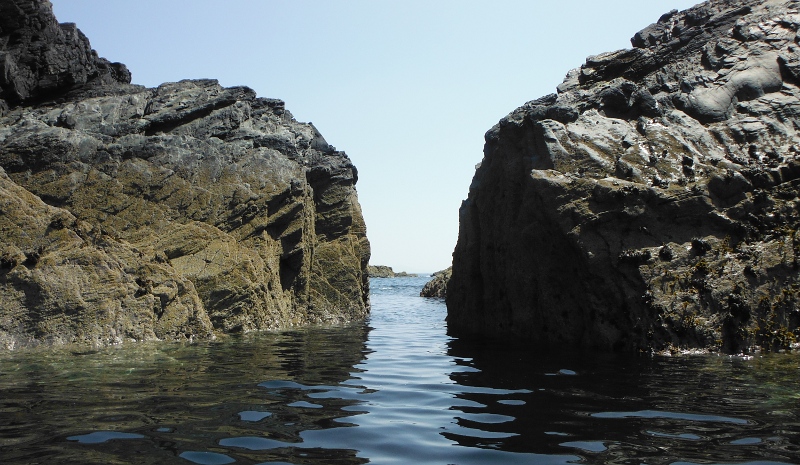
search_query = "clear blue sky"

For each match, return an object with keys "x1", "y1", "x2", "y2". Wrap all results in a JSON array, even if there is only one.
[{"x1": 52, "y1": 0, "x2": 699, "y2": 273}]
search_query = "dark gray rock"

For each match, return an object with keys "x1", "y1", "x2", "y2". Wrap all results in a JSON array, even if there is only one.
[
  {"x1": 0, "y1": 0, "x2": 370, "y2": 349},
  {"x1": 448, "y1": 0, "x2": 800, "y2": 354},
  {"x1": 0, "y1": 0, "x2": 130, "y2": 106}
]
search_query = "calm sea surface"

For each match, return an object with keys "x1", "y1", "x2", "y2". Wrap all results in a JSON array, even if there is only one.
[{"x1": 1, "y1": 276, "x2": 799, "y2": 464}]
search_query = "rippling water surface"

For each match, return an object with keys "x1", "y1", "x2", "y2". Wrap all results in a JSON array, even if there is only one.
[{"x1": 1, "y1": 276, "x2": 799, "y2": 464}]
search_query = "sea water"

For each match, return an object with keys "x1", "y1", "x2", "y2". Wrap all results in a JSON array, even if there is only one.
[{"x1": 0, "y1": 276, "x2": 798, "y2": 464}]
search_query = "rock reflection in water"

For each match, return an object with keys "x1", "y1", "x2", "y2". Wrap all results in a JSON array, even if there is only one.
[
  {"x1": 445, "y1": 337, "x2": 800, "y2": 464},
  {"x1": 0, "y1": 325, "x2": 371, "y2": 465},
  {"x1": 1, "y1": 275, "x2": 799, "y2": 464}
]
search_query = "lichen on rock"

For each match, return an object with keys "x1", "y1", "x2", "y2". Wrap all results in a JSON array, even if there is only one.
[
  {"x1": 0, "y1": 0, "x2": 370, "y2": 349},
  {"x1": 448, "y1": 0, "x2": 800, "y2": 354}
]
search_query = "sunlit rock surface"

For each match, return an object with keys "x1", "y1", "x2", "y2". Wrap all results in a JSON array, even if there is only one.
[
  {"x1": 420, "y1": 267, "x2": 451, "y2": 298},
  {"x1": 0, "y1": 0, "x2": 370, "y2": 349},
  {"x1": 449, "y1": 0, "x2": 800, "y2": 353}
]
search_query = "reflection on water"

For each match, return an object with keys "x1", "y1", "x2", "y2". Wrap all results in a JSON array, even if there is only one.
[
  {"x1": 446, "y1": 337, "x2": 800, "y2": 464},
  {"x1": 0, "y1": 326, "x2": 371, "y2": 464},
  {"x1": 0, "y1": 276, "x2": 798, "y2": 464}
]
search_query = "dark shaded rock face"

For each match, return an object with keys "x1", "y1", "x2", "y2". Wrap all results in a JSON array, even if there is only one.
[
  {"x1": 448, "y1": 0, "x2": 800, "y2": 354},
  {"x1": 0, "y1": 0, "x2": 370, "y2": 349},
  {"x1": 0, "y1": 0, "x2": 131, "y2": 109}
]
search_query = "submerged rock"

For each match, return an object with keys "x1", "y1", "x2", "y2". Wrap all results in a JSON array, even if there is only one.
[
  {"x1": 0, "y1": 0, "x2": 370, "y2": 349},
  {"x1": 448, "y1": 0, "x2": 800, "y2": 354},
  {"x1": 420, "y1": 267, "x2": 451, "y2": 298}
]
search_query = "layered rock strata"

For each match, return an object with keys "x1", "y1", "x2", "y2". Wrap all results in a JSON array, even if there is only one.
[
  {"x1": 449, "y1": 0, "x2": 800, "y2": 353},
  {"x1": 0, "y1": 0, "x2": 370, "y2": 349}
]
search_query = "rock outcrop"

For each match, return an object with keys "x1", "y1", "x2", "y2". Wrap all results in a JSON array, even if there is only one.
[
  {"x1": 420, "y1": 267, "x2": 451, "y2": 298},
  {"x1": 0, "y1": 0, "x2": 131, "y2": 111},
  {"x1": 0, "y1": 0, "x2": 370, "y2": 349},
  {"x1": 448, "y1": 0, "x2": 800, "y2": 353},
  {"x1": 367, "y1": 265, "x2": 417, "y2": 278}
]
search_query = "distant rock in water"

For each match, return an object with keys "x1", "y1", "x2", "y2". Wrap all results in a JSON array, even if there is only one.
[
  {"x1": 0, "y1": 0, "x2": 370, "y2": 349},
  {"x1": 367, "y1": 265, "x2": 417, "y2": 278},
  {"x1": 420, "y1": 267, "x2": 451, "y2": 298},
  {"x1": 448, "y1": 0, "x2": 800, "y2": 354}
]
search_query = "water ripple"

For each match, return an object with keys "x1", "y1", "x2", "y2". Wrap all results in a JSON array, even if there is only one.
[{"x1": 1, "y1": 276, "x2": 798, "y2": 464}]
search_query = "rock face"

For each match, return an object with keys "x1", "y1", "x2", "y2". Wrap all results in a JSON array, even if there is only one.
[
  {"x1": 0, "y1": 0, "x2": 131, "y2": 110},
  {"x1": 449, "y1": 0, "x2": 800, "y2": 353},
  {"x1": 0, "y1": 0, "x2": 370, "y2": 349},
  {"x1": 420, "y1": 267, "x2": 451, "y2": 298}
]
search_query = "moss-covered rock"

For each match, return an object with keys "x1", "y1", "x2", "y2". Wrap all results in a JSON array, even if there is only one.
[{"x1": 0, "y1": 1, "x2": 370, "y2": 349}]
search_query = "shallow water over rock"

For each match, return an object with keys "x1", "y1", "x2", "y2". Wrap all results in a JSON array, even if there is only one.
[{"x1": 1, "y1": 276, "x2": 798, "y2": 464}]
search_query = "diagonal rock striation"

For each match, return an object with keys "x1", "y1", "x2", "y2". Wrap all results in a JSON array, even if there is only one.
[
  {"x1": 448, "y1": 0, "x2": 800, "y2": 354},
  {"x1": 0, "y1": 0, "x2": 370, "y2": 349}
]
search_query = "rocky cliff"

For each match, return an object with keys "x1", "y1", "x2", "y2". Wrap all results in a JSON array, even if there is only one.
[
  {"x1": 448, "y1": 0, "x2": 800, "y2": 353},
  {"x1": 0, "y1": 0, "x2": 370, "y2": 349}
]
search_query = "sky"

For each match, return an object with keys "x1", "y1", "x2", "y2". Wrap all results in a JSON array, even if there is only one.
[{"x1": 52, "y1": 0, "x2": 700, "y2": 273}]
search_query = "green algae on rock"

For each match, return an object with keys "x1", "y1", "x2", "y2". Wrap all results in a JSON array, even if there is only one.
[{"x1": 0, "y1": 0, "x2": 369, "y2": 349}]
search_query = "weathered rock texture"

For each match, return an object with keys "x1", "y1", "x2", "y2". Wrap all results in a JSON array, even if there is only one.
[
  {"x1": 0, "y1": 0, "x2": 370, "y2": 349},
  {"x1": 0, "y1": 0, "x2": 131, "y2": 110},
  {"x1": 420, "y1": 267, "x2": 451, "y2": 298},
  {"x1": 449, "y1": 0, "x2": 800, "y2": 353}
]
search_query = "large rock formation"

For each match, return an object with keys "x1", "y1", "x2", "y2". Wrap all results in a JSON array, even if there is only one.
[
  {"x1": 448, "y1": 0, "x2": 800, "y2": 353},
  {"x1": 0, "y1": 0, "x2": 370, "y2": 349}
]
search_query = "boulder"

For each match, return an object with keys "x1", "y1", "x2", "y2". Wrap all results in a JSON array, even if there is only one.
[
  {"x1": 420, "y1": 267, "x2": 451, "y2": 298},
  {"x1": 448, "y1": 0, "x2": 800, "y2": 354},
  {"x1": 0, "y1": 0, "x2": 370, "y2": 349}
]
